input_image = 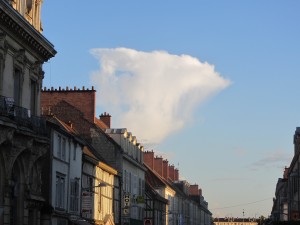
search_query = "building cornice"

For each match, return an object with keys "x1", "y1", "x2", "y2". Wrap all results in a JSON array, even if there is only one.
[{"x1": 0, "y1": 0, "x2": 56, "y2": 61}]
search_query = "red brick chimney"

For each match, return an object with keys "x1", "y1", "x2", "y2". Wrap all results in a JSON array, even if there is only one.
[
  {"x1": 41, "y1": 86, "x2": 96, "y2": 123},
  {"x1": 154, "y1": 157, "x2": 163, "y2": 177},
  {"x1": 99, "y1": 112, "x2": 111, "y2": 128},
  {"x1": 169, "y1": 165, "x2": 175, "y2": 181},
  {"x1": 144, "y1": 151, "x2": 155, "y2": 170},
  {"x1": 175, "y1": 168, "x2": 179, "y2": 181},
  {"x1": 189, "y1": 184, "x2": 200, "y2": 196},
  {"x1": 163, "y1": 160, "x2": 169, "y2": 180}
]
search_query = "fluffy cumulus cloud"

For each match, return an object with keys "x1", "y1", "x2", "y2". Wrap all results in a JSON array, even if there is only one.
[{"x1": 90, "y1": 48, "x2": 230, "y2": 144}]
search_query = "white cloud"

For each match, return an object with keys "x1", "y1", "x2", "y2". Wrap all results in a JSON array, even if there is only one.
[
  {"x1": 90, "y1": 48, "x2": 230, "y2": 144},
  {"x1": 249, "y1": 150, "x2": 292, "y2": 171}
]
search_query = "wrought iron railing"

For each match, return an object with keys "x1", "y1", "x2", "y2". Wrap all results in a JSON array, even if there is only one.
[{"x1": 0, "y1": 95, "x2": 47, "y2": 134}]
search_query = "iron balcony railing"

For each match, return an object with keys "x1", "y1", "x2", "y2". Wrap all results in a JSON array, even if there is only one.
[{"x1": 0, "y1": 95, "x2": 47, "y2": 135}]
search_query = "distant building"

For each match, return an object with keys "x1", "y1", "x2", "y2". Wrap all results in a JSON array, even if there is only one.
[
  {"x1": 213, "y1": 217, "x2": 258, "y2": 225},
  {"x1": 144, "y1": 151, "x2": 212, "y2": 225},
  {"x1": 271, "y1": 127, "x2": 300, "y2": 222},
  {"x1": 270, "y1": 167, "x2": 288, "y2": 222},
  {"x1": 103, "y1": 128, "x2": 146, "y2": 225}
]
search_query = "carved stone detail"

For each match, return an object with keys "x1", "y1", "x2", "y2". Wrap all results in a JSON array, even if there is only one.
[{"x1": 0, "y1": 127, "x2": 15, "y2": 146}]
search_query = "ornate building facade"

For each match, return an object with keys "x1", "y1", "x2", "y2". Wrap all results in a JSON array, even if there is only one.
[{"x1": 0, "y1": 0, "x2": 56, "y2": 224}]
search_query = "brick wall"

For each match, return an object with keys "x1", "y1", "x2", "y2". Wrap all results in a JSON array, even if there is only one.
[
  {"x1": 99, "y1": 112, "x2": 111, "y2": 128},
  {"x1": 163, "y1": 160, "x2": 169, "y2": 180},
  {"x1": 144, "y1": 151, "x2": 155, "y2": 170},
  {"x1": 41, "y1": 86, "x2": 96, "y2": 124},
  {"x1": 154, "y1": 157, "x2": 163, "y2": 177},
  {"x1": 189, "y1": 184, "x2": 200, "y2": 196},
  {"x1": 42, "y1": 100, "x2": 121, "y2": 171},
  {"x1": 169, "y1": 165, "x2": 175, "y2": 181}
]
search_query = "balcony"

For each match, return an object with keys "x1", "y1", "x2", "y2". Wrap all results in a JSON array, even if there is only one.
[{"x1": 0, "y1": 95, "x2": 47, "y2": 135}]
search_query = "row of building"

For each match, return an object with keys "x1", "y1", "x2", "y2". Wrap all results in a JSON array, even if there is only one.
[
  {"x1": 270, "y1": 128, "x2": 300, "y2": 222},
  {"x1": 213, "y1": 217, "x2": 260, "y2": 225},
  {"x1": 0, "y1": 1, "x2": 212, "y2": 225}
]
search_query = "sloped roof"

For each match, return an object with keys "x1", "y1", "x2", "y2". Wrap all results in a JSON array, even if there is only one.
[{"x1": 144, "y1": 164, "x2": 168, "y2": 189}]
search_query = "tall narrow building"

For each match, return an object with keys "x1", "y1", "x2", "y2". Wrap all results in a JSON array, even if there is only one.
[{"x1": 0, "y1": 0, "x2": 56, "y2": 224}]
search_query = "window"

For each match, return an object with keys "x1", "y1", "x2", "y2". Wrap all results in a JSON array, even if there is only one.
[
  {"x1": 57, "y1": 135, "x2": 66, "y2": 161},
  {"x1": 57, "y1": 135, "x2": 61, "y2": 158},
  {"x1": 138, "y1": 178, "x2": 142, "y2": 196},
  {"x1": 129, "y1": 172, "x2": 132, "y2": 192},
  {"x1": 123, "y1": 170, "x2": 127, "y2": 192},
  {"x1": 88, "y1": 176, "x2": 93, "y2": 192},
  {"x1": 26, "y1": 0, "x2": 33, "y2": 13},
  {"x1": 0, "y1": 55, "x2": 4, "y2": 93},
  {"x1": 70, "y1": 179, "x2": 79, "y2": 212},
  {"x1": 98, "y1": 185, "x2": 102, "y2": 212},
  {"x1": 62, "y1": 138, "x2": 66, "y2": 160},
  {"x1": 73, "y1": 144, "x2": 77, "y2": 161},
  {"x1": 14, "y1": 68, "x2": 22, "y2": 106},
  {"x1": 30, "y1": 79, "x2": 37, "y2": 115},
  {"x1": 133, "y1": 175, "x2": 137, "y2": 195},
  {"x1": 56, "y1": 173, "x2": 65, "y2": 209}
]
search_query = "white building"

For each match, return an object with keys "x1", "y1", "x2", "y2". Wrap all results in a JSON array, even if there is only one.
[
  {"x1": 44, "y1": 117, "x2": 85, "y2": 225},
  {"x1": 104, "y1": 128, "x2": 146, "y2": 225}
]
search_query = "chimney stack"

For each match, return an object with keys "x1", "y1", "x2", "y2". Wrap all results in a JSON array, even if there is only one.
[
  {"x1": 175, "y1": 168, "x2": 179, "y2": 181},
  {"x1": 169, "y1": 165, "x2": 175, "y2": 181},
  {"x1": 163, "y1": 160, "x2": 169, "y2": 180},
  {"x1": 144, "y1": 151, "x2": 155, "y2": 170},
  {"x1": 189, "y1": 184, "x2": 200, "y2": 196},
  {"x1": 99, "y1": 112, "x2": 111, "y2": 128},
  {"x1": 154, "y1": 156, "x2": 163, "y2": 177}
]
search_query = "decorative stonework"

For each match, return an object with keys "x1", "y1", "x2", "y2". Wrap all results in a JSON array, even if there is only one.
[
  {"x1": 0, "y1": 1, "x2": 56, "y2": 61},
  {"x1": 0, "y1": 127, "x2": 14, "y2": 145}
]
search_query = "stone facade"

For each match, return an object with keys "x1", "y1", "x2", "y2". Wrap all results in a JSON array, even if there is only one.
[{"x1": 0, "y1": 1, "x2": 55, "y2": 225}]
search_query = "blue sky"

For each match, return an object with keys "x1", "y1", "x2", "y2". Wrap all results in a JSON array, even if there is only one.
[{"x1": 42, "y1": 1, "x2": 300, "y2": 218}]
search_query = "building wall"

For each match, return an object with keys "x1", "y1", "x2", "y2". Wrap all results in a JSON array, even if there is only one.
[
  {"x1": 82, "y1": 155, "x2": 117, "y2": 225},
  {"x1": 41, "y1": 87, "x2": 96, "y2": 123},
  {"x1": 8, "y1": 0, "x2": 43, "y2": 32},
  {"x1": 214, "y1": 221, "x2": 258, "y2": 225},
  {"x1": 50, "y1": 129, "x2": 83, "y2": 225},
  {"x1": 1, "y1": 33, "x2": 44, "y2": 115}
]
